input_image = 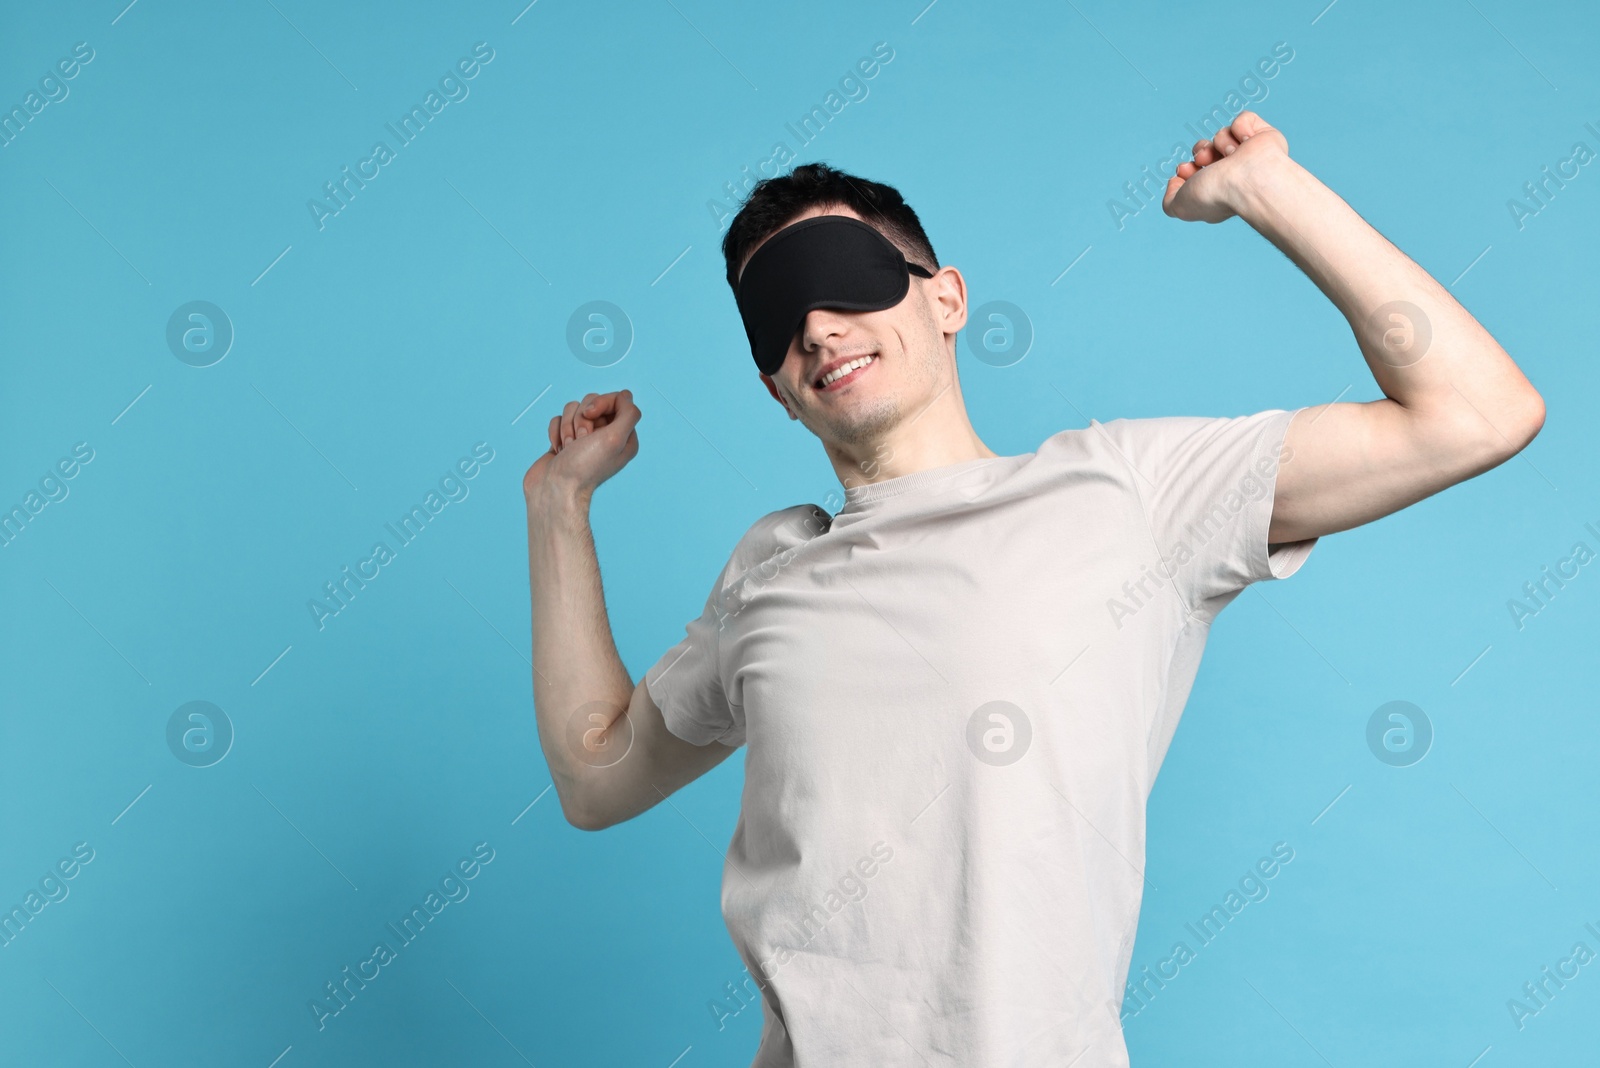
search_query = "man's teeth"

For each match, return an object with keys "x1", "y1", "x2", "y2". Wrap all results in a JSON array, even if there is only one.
[{"x1": 820, "y1": 355, "x2": 874, "y2": 387}]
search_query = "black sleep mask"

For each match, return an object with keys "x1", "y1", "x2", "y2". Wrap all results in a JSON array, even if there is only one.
[{"x1": 735, "y1": 215, "x2": 934, "y2": 375}]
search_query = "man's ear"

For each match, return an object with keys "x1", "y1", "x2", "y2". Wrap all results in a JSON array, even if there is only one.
[
  {"x1": 760, "y1": 373, "x2": 799, "y2": 419},
  {"x1": 931, "y1": 265, "x2": 969, "y2": 338}
]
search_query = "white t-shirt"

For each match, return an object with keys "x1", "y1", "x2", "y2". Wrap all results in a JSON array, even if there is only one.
[{"x1": 645, "y1": 408, "x2": 1318, "y2": 1067}]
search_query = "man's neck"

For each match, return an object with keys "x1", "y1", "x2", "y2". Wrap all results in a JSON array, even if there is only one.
[{"x1": 825, "y1": 401, "x2": 998, "y2": 491}]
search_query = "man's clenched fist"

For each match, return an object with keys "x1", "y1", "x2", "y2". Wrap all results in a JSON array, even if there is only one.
[
  {"x1": 1163, "y1": 110, "x2": 1290, "y2": 224},
  {"x1": 523, "y1": 389, "x2": 642, "y2": 505}
]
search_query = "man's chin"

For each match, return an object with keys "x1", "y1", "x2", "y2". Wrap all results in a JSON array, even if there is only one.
[{"x1": 807, "y1": 398, "x2": 900, "y2": 448}]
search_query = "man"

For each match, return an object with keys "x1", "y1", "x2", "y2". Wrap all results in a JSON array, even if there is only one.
[{"x1": 522, "y1": 112, "x2": 1543, "y2": 1065}]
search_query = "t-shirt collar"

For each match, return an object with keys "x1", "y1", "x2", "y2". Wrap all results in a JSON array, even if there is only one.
[{"x1": 836, "y1": 454, "x2": 1022, "y2": 513}]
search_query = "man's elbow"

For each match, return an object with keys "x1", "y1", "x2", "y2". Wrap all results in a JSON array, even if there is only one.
[
  {"x1": 1516, "y1": 389, "x2": 1546, "y2": 450},
  {"x1": 539, "y1": 772, "x2": 611, "y2": 832},
  {"x1": 557, "y1": 789, "x2": 620, "y2": 832},
  {"x1": 1443, "y1": 385, "x2": 1544, "y2": 469},
  {"x1": 1494, "y1": 387, "x2": 1546, "y2": 459}
]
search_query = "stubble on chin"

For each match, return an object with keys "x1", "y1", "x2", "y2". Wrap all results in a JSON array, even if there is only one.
[
  {"x1": 827, "y1": 393, "x2": 901, "y2": 448},
  {"x1": 804, "y1": 343, "x2": 945, "y2": 450},
  {"x1": 790, "y1": 374, "x2": 900, "y2": 448}
]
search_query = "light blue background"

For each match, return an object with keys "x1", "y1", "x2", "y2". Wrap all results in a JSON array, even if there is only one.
[{"x1": 2, "y1": 0, "x2": 1597, "y2": 1064}]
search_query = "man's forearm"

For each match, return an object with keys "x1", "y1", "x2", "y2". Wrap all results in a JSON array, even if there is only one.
[
  {"x1": 1233, "y1": 155, "x2": 1541, "y2": 437},
  {"x1": 526, "y1": 485, "x2": 633, "y2": 823}
]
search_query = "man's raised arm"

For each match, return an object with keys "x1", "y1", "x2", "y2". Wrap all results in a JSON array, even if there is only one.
[
  {"x1": 1162, "y1": 111, "x2": 1546, "y2": 545},
  {"x1": 523, "y1": 389, "x2": 736, "y2": 831}
]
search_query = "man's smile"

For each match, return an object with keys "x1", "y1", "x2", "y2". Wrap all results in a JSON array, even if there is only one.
[{"x1": 814, "y1": 352, "x2": 878, "y2": 392}]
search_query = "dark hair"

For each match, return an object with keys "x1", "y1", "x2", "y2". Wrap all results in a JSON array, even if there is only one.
[{"x1": 720, "y1": 162, "x2": 939, "y2": 293}]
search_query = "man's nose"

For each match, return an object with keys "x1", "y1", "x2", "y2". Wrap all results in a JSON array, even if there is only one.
[{"x1": 800, "y1": 306, "x2": 849, "y2": 344}]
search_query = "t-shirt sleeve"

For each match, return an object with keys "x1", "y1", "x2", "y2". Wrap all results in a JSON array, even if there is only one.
[
  {"x1": 1096, "y1": 407, "x2": 1319, "y2": 623},
  {"x1": 644, "y1": 505, "x2": 829, "y2": 747},
  {"x1": 643, "y1": 559, "x2": 737, "y2": 747}
]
